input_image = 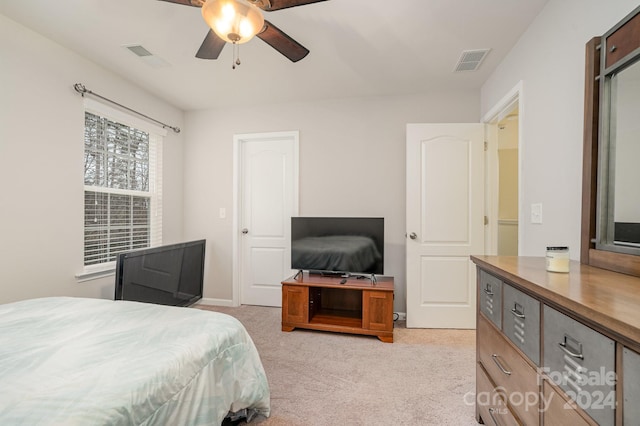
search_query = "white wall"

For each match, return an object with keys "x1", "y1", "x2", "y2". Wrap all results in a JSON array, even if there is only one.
[
  {"x1": 0, "y1": 15, "x2": 185, "y2": 304},
  {"x1": 183, "y1": 92, "x2": 480, "y2": 313},
  {"x1": 481, "y1": 0, "x2": 639, "y2": 259}
]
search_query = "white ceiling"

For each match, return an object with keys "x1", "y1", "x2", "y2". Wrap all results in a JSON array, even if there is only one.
[{"x1": 0, "y1": 0, "x2": 549, "y2": 111}]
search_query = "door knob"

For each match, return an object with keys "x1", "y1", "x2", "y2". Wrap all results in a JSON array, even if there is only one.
[
  {"x1": 242, "y1": 228, "x2": 249, "y2": 234},
  {"x1": 409, "y1": 232, "x2": 417, "y2": 240}
]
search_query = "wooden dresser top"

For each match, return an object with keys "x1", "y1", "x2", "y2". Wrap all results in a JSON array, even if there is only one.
[{"x1": 471, "y1": 255, "x2": 640, "y2": 349}]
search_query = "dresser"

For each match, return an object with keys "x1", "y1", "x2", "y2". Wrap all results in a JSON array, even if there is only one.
[{"x1": 471, "y1": 256, "x2": 640, "y2": 425}]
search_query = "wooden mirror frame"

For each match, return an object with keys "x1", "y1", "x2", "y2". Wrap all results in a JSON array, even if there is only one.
[{"x1": 581, "y1": 6, "x2": 640, "y2": 276}]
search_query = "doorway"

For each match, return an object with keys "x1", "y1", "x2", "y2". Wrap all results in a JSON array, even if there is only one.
[
  {"x1": 405, "y1": 123, "x2": 485, "y2": 328},
  {"x1": 496, "y1": 107, "x2": 519, "y2": 255},
  {"x1": 233, "y1": 131, "x2": 299, "y2": 307},
  {"x1": 483, "y1": 81, "x2": 523, "y2": 256}
]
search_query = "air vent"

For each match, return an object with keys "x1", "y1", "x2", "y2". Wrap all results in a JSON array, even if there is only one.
[
  {"x1": 454, "y1": 48, "x2": 491, "y2": 72},
  {"x1": 126, "y1": 45, "x2": 153, "y2": 57},
  {"x1": 123, "y1": 45, "x2": 170, "y2": 69}
]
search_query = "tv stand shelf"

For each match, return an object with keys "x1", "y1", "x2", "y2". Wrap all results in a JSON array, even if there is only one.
[{"x1": 281, "y1": 272, "x2": 394, "y2": 342}]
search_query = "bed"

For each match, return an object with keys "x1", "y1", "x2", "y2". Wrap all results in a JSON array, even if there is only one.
[
  {"x1": 291, "y1": 235, "x2": 382, "y2": 273},
  {"x1": 0, "y1": 297, "x2": 270, "y2": 425}
]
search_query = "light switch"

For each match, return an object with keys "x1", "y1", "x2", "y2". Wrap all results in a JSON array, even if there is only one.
[
  {"x1": 219, "y1": 208, "x2": 226, "y2": 219},
  {"x1": 531, "y1": 203, "x2": 542, "y2": 224}
]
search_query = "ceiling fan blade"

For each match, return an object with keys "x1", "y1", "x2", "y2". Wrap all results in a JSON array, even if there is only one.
[
  {"x1": 156, "y1": 0, "x2": 205, "y2": 7},
  {"x1": 196, "y1": 30, "x2": 226, "y2": 59},
  {"x1": 257, "y1": 20, "x2": 309, "y2": 62},
  {"x1": 258, "y1": 0, "x2": 328, "y2": 12}
]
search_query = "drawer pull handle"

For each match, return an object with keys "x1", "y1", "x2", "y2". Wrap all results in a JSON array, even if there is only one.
[
  {"x1": 488, "y1": 408, "x2": 499, "y2": 425},
  {"x1": 484, "y1": 285, "x2": 494, "y2": 296},
  {"x1": 491, "y1": 354, "x2": 512, "y2": 375},
  {"x1": 558, "y1": 342, "x2": 584, "y2": 360},
  {"x1": 511, "y1": 308, "x2": 524, "y2": 319}
]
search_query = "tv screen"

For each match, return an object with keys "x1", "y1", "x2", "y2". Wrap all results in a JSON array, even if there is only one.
[
  {"x1": 291, "y1": 217, "x2": 384, "y2": 275},
  {"x1": 114, "y1": 239, "x2": 205, "y2": 307}
]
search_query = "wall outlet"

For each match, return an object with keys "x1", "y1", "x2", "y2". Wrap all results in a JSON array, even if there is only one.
[{"x1": 531, "y1": 203, "x2": 543, "y2": 224}]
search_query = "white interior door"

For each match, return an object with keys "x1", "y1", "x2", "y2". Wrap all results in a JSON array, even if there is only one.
[
  {"x1": 236, "y1": 132, "x2": 298, "y2": 307},
  {"x1": 406, "y1": 123, "x2": 484, "y2": 328}
]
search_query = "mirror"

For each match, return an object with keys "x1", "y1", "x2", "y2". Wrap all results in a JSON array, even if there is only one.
[
  {"x1": 582, "y1": 5, "x2": 640, "y2": 276},
  {"x1": 597, "y1": 60, "x2": 640, "y2": 253}
]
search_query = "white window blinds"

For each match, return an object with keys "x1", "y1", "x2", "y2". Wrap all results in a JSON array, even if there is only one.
[{"x1": 83, "y1": 103, "x2": 163, "y2": 267}]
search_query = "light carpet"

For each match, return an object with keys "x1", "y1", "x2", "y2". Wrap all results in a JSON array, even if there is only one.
[{"x1": 197, "y1": 304, "x2": 479, "y2": 426}]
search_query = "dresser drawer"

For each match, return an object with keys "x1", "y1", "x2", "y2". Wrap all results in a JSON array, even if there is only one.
[
  {"x1": 503, "y1": 283, "x2": 540, "y2": 366},
  {"x1": 479, "y1": 270, "x2": 502, "y2": 328},
  {"x1": 542, "y1": 379, "x2": 596, "y2": 426},
  {"x1": 476, "y1": 363, "x2": 519, "y2": 426},
  {"x1": 542, "y1": 305, "x2": 615, "y2": 426},
  {"x1": 623, "y1": 347, "x2": 640, "y2": 425},
  {"x1": 477, "y1": 314, "x2": 539, "y2": 425}
]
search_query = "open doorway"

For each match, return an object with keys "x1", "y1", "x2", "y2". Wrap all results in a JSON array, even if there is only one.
[
  {"x1": 483, "y1": 81, "x2": 522, "y2": 256},
  {"x1": 496, "y1": 107, "x2": 519, "y2": 255}
]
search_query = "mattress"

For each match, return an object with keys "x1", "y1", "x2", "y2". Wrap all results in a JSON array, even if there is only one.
[{"x1": 0, "y1": 297, "x2": 270, "y2": 425}]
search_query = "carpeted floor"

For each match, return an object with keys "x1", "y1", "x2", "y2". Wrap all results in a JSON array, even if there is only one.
[{"x1": 197, "y1": 304, "x2": 479, "y2": 426}]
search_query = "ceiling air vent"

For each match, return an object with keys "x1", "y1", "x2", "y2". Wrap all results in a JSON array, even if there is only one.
[
  {"x1": 123, "y1": 44, "x2": 170, "y2": 68},
  {"x1": 126, "y1": 45, "x2": 153, "y2": 57},
  {"x1": 454, "y1": 48, "x2": 491, "y2": 72}
]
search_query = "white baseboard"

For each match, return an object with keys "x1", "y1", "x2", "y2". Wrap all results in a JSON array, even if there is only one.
[{"x1": 196, "y1": 298, "x2": 236, "y2": 307}]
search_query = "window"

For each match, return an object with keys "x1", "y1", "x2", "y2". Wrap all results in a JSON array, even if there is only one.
[{"x1": 82, "y1": 101, "x2": 163, "y2": 271}]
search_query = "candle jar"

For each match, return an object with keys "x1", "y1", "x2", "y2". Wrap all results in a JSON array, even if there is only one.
[{"x1": 546, "y1": 246, "x2": 570, "y2": 273}]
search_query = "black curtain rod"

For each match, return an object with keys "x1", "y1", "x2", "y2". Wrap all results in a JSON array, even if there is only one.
[{"x1": 73, "y1": 83, "x2": 180, "y2": 134}]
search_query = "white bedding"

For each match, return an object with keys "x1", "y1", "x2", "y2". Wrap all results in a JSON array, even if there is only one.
[{"x1": 0, "y1": 297, "x2": 270, "y2": 425}]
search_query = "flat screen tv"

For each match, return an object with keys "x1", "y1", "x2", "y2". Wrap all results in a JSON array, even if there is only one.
[
  {"x1": 114, "y1": 239, "x2": 206, "y2": 307},
  {"x1": 291, "y1": 217, "x2": 384, "y2": 275}
]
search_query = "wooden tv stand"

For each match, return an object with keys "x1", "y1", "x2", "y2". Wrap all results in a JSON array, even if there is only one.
[{"x1": 281, "y1": 272, "x2": 394, "y2": 342}]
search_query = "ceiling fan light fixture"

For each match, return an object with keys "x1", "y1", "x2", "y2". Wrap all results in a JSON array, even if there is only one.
[{"x1": 202, "y1": 0, "x2": 264, "y2": 44}]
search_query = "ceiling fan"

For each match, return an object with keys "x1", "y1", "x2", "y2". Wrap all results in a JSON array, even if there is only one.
[{"x1": 158, "y1": 0, "x2": 328, "y2": 65}]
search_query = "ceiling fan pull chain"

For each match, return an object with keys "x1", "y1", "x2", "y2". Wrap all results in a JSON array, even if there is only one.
[{"x1": 232, "y1": 43, "x2": 241, "y2": 69}]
